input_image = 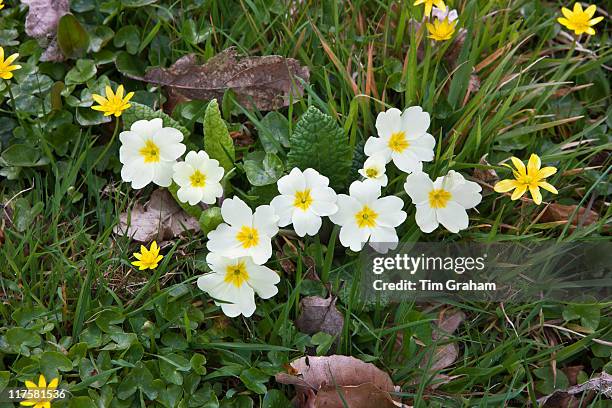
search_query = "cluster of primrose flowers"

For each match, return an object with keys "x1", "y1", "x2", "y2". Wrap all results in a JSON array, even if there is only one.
[{"x1": 114, "y1": 98, "x2": 559, "y2": 317}]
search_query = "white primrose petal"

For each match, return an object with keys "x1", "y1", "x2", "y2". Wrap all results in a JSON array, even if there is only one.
[
  {"x1": 219, "y1": 284, "x2": 256, "y2": 318},
  {"x1": 375, "y1": 108, "x2": 402, "y2": 137},
  {"x1": 201, "y1": 184, "x2": 223, "y2": 204},
  {"x1": 253, "y1": 205, "x2": 279, "y2": 237},
  {"x1": 339, "y1": 222, "x2": 369, "y2": 252},
  {"x1": 204, "y1": 252, "x2": 228, "y2": 272},
  {"x1": 407, "y1": 133, "x2": 436, "y2": 162},
  {"x1": 119, "y1": 131, "x2": 145, "y2": 151},
  {"x1": 152, "y1": 162, "x2": 174, "y2": 187},
  {"x1": 364, "y1": 136, "x2": 392, "y2": 162},
  {"x1": 207, "y1": 224, "x2": 241, "y2": 254},
  {"x1": 130, "y1": 118, "x2": 163, "y2": 135},
  {"x1": 371, "y1": 196, "x2": 407, "y2": 228},
  {"x1": 270, "y1": 195, "x2": 294, "y2": 226},
  {"x1": 221, "y1": 197, "x2": 253, "y2": 227},
  {"x1": 348, "y1": 179, "x2": 381, "y2": 205},
  {"x1": 249, "y1": 238, "x2": 273, "y2": 265},
  {"x1": 277, "y1": 167, "x2": 306, "y2": 195},
  {"x1": 369, "y1": 226, "x2": 399, "y2": 254},
  {"x1": 196, "y1": 273, "x2": 227, "y2": 298},
  {"x1": 154, "y1": 126, "x2": 184, "y2": 145},
  {"x1": 122, "y1": 161, "x2": 152, "y2": 189},
  {"x1": 328, "y1": 195, "x2": 361, "y2": 226},
  {"x1": 392, "y1": 150, "x2": 424, "y2": 174},
  {"x1": 415, "y1": 204, "x2": 439, "y2": 233},
  {"x1": 247, "y1": 264, "x2": 280, "y2": 299},
  {"x1": 437, "y1": 201, "x2": 469, "y2": 233},
  {"x1": 303, "y1": 168, "x2": 330, "y2": 189},
  {"x1": 309, "y1": 197, "x2": 338, "y2": 217},
  {"x1": 404, "y1": 172, "x2": 434, "y2": 205},
  {"x1": 400, "y1": 106, "x2": 430, "y2": 137},
  {"x1": 292, "y1": 210, "x2": 322, "y2": 237},
  {"x1": 177, "y1": 187, "x2": 202, "y2": 206}
]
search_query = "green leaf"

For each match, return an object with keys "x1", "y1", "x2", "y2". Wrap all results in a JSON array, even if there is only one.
[
  {"x1": 258, "y1": 111, "x2": 289, "y2": 153},
  {"x1": 287, "y1": 106, "x2": 352, "y2": 190},
  {"x1": 239, "y1": 368, "x2": 268, "y2": 395},
  {"x1": 114, "y1": 26, "x2": 140, "y2": 54},
  {"x1": 65, "y1": 59, "x2": 97, "y2": 86},
  {"x1": 0, "y1": 371, "x2": 10, "y2": 393},
  {"x1": 115, "y1": 51, "x2": 146, "y2": 77},
  {"x1": 1, "y1": 144, "x2": 41, "y2": 167},
  {"x1": 199, "y1": 207, "x2": 223, "y2": 234},
  {"x1": 563, "y1": 304, "x2": 600, "y2": 331},
  {"x1": 122, "y1": 102, "x2": 190, "y2": 137},
  {"x1": 57, "y1": 14, "x2": 90, "y2": 59},
  {"x1": 243, "y1": 151, "x2": 284, "y2": 186},
  {"x1": 121, "y1": 0, "x2": 157, "y2": 7},
  {"x1": 204, "y1": 99, "x2": 235, "y2": 172},
  {"x1": 262, "y1": 390, "x2": 291, "y2": 408}
]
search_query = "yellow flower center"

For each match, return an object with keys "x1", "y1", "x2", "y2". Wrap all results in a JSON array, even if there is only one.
[
  {"x1": 428, "y1": 188, "x2": 452, "y2": 209},
  {"x1": 365, "y1": 167, "x2": 379, "y2": 178},
  {"x1": 516, "y1": 174, "x2": 540, "y2": 189},
  {"x1": 224, "y1": 261, "x2": 250, "y2": 287},
  {"x1": 355, "y1": 205, "x2": 378, "y2": 228},
  {"x1": 236, "y1": 226, "x2": 259, "y2": 248},
  {"x1": 139, "y1": 140, "x2": 160, "y2": 163},
  {"x1": 388, "y1": 131, "x2": 409, "y2": 153},
  {"x1": 190, "y1": 170, "x2": 207, "y2": 187},
  {"x1": 293, "y1": 189, "x2": 313, "y2": 211}
]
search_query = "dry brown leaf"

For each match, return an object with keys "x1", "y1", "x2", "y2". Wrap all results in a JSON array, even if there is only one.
[
  {"x1": 114, "y1": 189, "x2": 200, "y2": 242},
  {"x1": 295, "y1": 296, "x2": 344, "y2": 340},
  {"x1": 538, "y1": 372, "x2": 612, "y2": 407},
  {"x1": 541, "y1": 204, "x2": 599, "y2": 227},
  {"x1": 276, "y1": 355, "x2": 404, "y2": 407},
  {"x1": 20, "y1": 0, "x2": 69, "y2": 62},
  {"x1": 140, "y1": 48, "x2": 310, "y2": 112},
  {"x1": 313, "y1": 383, "x2": 410, "y2": 408}
]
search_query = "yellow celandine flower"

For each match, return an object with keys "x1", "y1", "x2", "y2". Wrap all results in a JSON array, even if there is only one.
[
  {"x1": 557, "y1": 3, "x2": 604, "y2": 36},
  {"x1": 21, "y1": 374, "x2": 59, "y2": 408},
  {"x1": 0, "y1": 0, "x2": 5, "y2": 10},
  {"x1": 414, "y1": 0, "x2": 446, "y2": 16},
  {"x1": 0, "y1": 47, "x2": 22, "y2": 80},
  {"x1": 426, "y1": 17, "x2": 457, "y2": 41},
  {"x1": 91, "y1": 85, "x2": 134, "y2": 117},
  {"x1": 131, "y1": 241, "x2": 163, "y2": 270},
  {"x1": 494, "y1": 154, "x2": 558, "y2": 205}
]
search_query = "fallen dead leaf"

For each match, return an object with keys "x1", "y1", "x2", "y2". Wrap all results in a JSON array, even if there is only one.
[
  {"x1": 139, "y1": 48, "x2": 310, "y2": 112},
  {"x1": 295, "y1": 296, "x2": 344, "y2": 340},
  {"x1": 537, "y1": 372, "x2": 612, "y2": 407},
  {"x1": 114, "y1": 189, "x2": 200, "y2": 242},
  {"x1": 541, "y1": 203, "x2": 599, "y2": 227},
  {"x1": 276, "y1": 355, "x2": 408, "y2": 407},
  {"x1": 20, "y1": 0, "x2": 69, "y2": 61}
]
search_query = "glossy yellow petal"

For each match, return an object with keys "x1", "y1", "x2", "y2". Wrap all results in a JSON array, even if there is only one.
[
  {"x1": 557, "y1": 17, "x2": 570, "y2": 26},
  {"x1": 527, "y1": 154, "x2": 541, "y2": 175},
  {"x1": 510, "y1": 157, "x2": 526, "y2": 176},
  {"x1": 434, "y1": 0, "x2": 446, "y2": 11},
  {"x1": 585, "y1": 27, "x2": 596, "y2": 35},
  {"x1": 115, "y1": 84, "x2": 125, "y2": 99},
  {"x1": 494, "y1": 179, "x2": 519, "y2": 193},
  {"x1": 37, "y1": 375, "x2": 46, "y2": 389},
  {"x1": 47, "y1": 377, "x2": 59, "y2": 389},
  {"x1": 561, "y1": 7, "x2": 573, "y2": 19},
  {"x1": 0, "y1": 72, "x2": 13, "y2": 79},
  {"x1": 584, "y1": 4, "x2": 596, "y2": 17},
  {"x1": 589, "y1": 16, "x2": 604, "y2": 26},
  {"x1": 537, "y1": 166, "x2": 557, "y2": 179},
  {"x1": 573, "y1": 2, "x2": 582, "y2": 13},
  {"x1": 538, "y1": 182, "x2": 558, "y2": 194},
  {"x1": 155, "y1": 255, "x2": 163, "y2": 263},
  {"x1": 20, "y1": 401, "x2": 37, "y2": 406},
  {"x1": 4, "y1": 53, "x2": 19, "y2": 65},
  {"x1": 124, "y1": 91, "x2": 135, "y2": 102},
  {"x1": 529, "y1": 186, "x2": 542, "y2": 205},
  {"x1": 0, "y1": 46, "x2": 4, "y2": 62},
  {"x1": 25, "y1": 381, "x2": 37, "y2": 389},
  {"x1": 91, "y1": 94, "x2": 108, "y2": 105},
  {"x1": 105, "y1": 85, "x2": 114, "y2": 99},
  {"x1": 510, "y1": 185, "x2": 527, "y2": 200}
]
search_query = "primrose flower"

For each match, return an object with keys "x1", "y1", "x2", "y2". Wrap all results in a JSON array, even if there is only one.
[
  {"x1": 432, "y1": 6, "x2": 458, "y2": 22},
  {"x1": 0, "y1": 47, "x2": 22, "y2": 80},
  {"x1": 358, "y1": 155, "x2": 388, "y2": 187},
  {"x1": 414, "y1": 0, "x2": 446, "y2": 16},
  {"x1": 270, "y1": 168, "x2": 338, "y2": 237},
  {"x1": 91, "y1": 85, "x2": 134, "y2": 117},
  {"x1": 173, "y1": 150, "x2": 224, "y2": 206},
  {"x1": 197, "y1": 253, "x2": 280, "y2": 318},
  {"x1": 119, "y1": 118, "x2": 186, "y2": 189},
  {"x1": 131, "y1": 241, "x2": 163, "y2": 270},
  {"x1": 494, "y1": 154, "x2": 558, "y2": 205},
  {"x1": 330, "y1": 180, "x2": 407, "y2": 254},
  {"x1": 207, "y1": 197, "x2": 279, "y2": 265},
  {"x1": 427, "y1": 17, "x2": 457, "y2": 41},
  {"x1": 365, "y1": 107, "x2": 436, "y2": 174},
  {"x1": 404, "y1": 171, "x2": 482, "y2": 233},
  {"x1": 22, "y1": 374, "x2": 59, "y2": 408},
  {"x1": 558, "y1": 3, "x2": 604, "y2": 36}
]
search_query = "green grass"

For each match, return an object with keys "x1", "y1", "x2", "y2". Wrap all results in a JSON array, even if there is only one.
[{"x1": 1, "y1": 0, "x2": 611, "y2": 407}]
